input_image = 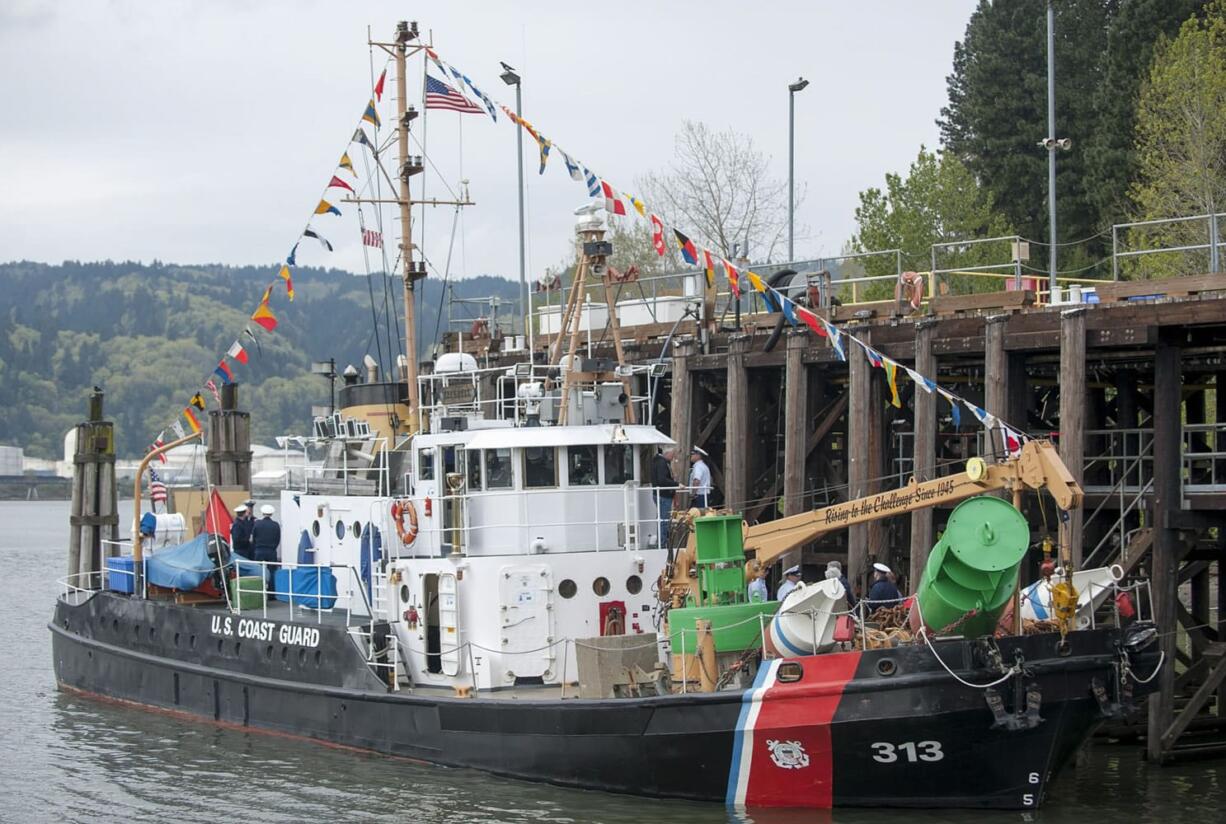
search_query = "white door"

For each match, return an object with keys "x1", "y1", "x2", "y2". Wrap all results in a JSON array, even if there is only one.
[
  {"x1": 438, "y1": 572, "x2": 461, "y2": 677},
  {"x1": 498, "y1": 564, "x2": 555, "y2": 679}
]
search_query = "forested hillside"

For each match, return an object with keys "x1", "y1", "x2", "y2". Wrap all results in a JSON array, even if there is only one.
[{"x1": 0, "y1": 261, "x2": 518, "y2": 458}]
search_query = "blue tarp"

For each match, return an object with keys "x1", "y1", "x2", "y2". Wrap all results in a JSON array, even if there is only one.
[
  {"x1": 145, "y1": 533, "x2": 214, "y2": 591},
  {"x1": 272, "y1": 567, "x2": 338, "y2": 610},
  {"x1": 296, "y1": 529, "x2": 314, "y2": 565},
  {"x1": 360, "y1": 524, "x2": 382, "y2": 598}
]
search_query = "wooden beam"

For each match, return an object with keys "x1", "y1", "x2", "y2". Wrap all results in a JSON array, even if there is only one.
[
  {"x1": 669, "y1": 338, "x2": 696, "y2": 484},
  {"x1": 694, "y1": 398, "x2": 727, "y2": 450},
  {"x1": 1059, "y1": 308, "x2": 1086, "y2": 566},
  {"x1": 1147, "y1": 338, "x2": 1182, "y2": 763},
  {"x1": 783, "y1": 331, "x2": 808, "y2": 518},
  {"x1": 910, "y1": 320, "x2": 937, "y2": 589},
  {"x1": 724, "y1": 334, "x2": 751, "y2": 511},
  {"x1": 847, "y1": 326, "x2": 872, "y2": 590},
  {"x1": 1161, "y1": 646, "x2": 1226, "y2": 751}
]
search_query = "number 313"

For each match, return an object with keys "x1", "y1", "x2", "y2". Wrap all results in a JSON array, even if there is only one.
[{"x1": 870, "y1": 741, "x2": 944, "y2": 763}]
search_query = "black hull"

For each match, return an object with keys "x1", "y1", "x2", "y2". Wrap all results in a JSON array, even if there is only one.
[{"x1": 50, "y1": 592, "x2": 1157, "y2": 810}]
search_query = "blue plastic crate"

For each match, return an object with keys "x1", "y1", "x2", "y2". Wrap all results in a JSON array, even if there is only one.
[{"x1": 105, "y1": 555, "x2": 141, "y2": 594}]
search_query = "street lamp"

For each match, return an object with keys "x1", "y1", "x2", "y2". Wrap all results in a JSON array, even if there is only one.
[
  {"x1": 788, "y1": 77, "x2": 809, "y2": 263},
  {"x1": 500, "y1": 61, "x2": 531, "y2": 355}
]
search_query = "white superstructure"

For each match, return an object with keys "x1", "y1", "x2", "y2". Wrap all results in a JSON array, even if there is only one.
[{"x1": 275, "y1": 356, "x2": 676, "y2": 692}]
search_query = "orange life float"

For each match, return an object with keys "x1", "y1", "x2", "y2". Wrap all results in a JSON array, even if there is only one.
[{"x1": 390, "y1": 498, "x2": 419, "y2": 546}]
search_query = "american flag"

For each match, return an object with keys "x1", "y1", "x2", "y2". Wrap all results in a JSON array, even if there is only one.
[
  {"x1": 425, "y1": 75, "x2": 484, "y2": 114},
  {"x1": 148, "y1": 468, "x2": 167, "y2": 504},
  {"x1": 362, "y1": 228, "x2": 383, "y2": 248}
]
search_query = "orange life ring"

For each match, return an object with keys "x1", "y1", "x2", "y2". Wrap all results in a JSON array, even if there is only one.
[{"x1": 391, "y1": 498, "x2": 419, "y2": 545}]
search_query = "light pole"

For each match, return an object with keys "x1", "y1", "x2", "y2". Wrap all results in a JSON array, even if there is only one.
[
  {"x1": 1041, "y1": 2, "x2": 1070, "y2": 298},
  {"x1": 788, "y1": 77, "x2": 809, "y2": 263},
  {"x1": 501, "y1": 62, "x2": 531, "y2": 354}
]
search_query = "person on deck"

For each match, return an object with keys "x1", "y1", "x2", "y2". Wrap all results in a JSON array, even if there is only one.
[
  {"x1": 250, "y1": 504, "x2": 281, "y2": 580},
  {"x1": 688, "y1": 446, "x2": 712, "y2": 510},
  {"x1": 652, "y1": 448, "x2": 679, "y2": 547},
  {"x1": 747, "y1": 568, "x2": 769, "y2": 603},
  {"x1": 776, "y1": 565, "x2": 803, "y2": 602},
  {"x1": 826, "y1": 560, "x2": 856, "y2": 608},
  {"x1": 867, "y1": 562, "x2": 903, "y2": 608},
  {"x1": 230, "y1": 504, "x2": 253, "y2": 558}
]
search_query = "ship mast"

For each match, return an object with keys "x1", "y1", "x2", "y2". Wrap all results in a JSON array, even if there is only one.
[{"x1": 364, "y1": 21, "x2": 473, "y2": 437}]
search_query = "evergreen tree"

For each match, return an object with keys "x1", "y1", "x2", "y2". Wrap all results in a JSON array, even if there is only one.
[
  {"x1": 1129, "y1": 1, "x2": 1226, "y2": 277},
  {"x1": 1084, "y1": 0, "x2": 1206, "y2": 227},
  {"x1": 939, "y1": 0, "x2": 1113, "y2": 259}
]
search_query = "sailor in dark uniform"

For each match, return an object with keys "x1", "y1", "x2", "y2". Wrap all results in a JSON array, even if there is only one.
[
  {"x1": 867, "y1": 562, "x2": 903, "y2": 607},
  {"x1": 250, "y1": 504, "x2": 282, "y2": 580},
  {"x1": 230, "y1": 504, "x2": 253, "y2": 558}
]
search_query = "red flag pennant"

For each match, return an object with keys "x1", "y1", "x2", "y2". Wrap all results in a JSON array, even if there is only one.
[
  {"x1": 227, "y1": 341, "x2": 248, "y2": 365},
  {"x1": 796, "y1": 306, "x2": 827, "y2": 337},
  {"x1": 374, "y1": 68, "x2": 386, "y2": 102},
  {"x1": 650, "y1": 214, "x2": 666, "y2": 256},
  {"x1": 723, "y1": 258, "x2": 742, "y2": 297},
  {"x1": 702, "y1": 249, "x2": 716, "y2": 288},
  {"x1": 252, "y1": 293, "x2": 277, "y2": 332},
  {"x1": 600, "y1": 180, "x2": 626, "y2": 216},
  {"x1": 327, "y1": 175, "x2": 354, "y2": 194}
]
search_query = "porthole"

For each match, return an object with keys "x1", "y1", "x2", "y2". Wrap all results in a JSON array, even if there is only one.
[
  {"x1": 298, "y1": 649, "x2": 307, "y2": 666},
  {"x1": 626, "y1": 575, "x2": 643, "y2": 595},
  {"x1": 216, "y1": 638, "x2": 225, "y2": 654},
  {"x1": 335, "y1": 520, "x2": 346, "y2": 540},
  {"x1": 149, "y1": 627, "x2": 157, "y2": 642},
  {"x1": 190, "y1": 634, "x2": 197, "y2": 650},
  {"x1": 265, "y1": 644, "x2": 274, "y2": 661},
  {"x1": 112, "y1": 618, "x2": 119, "y2": 633},
  {"x1": 558, "y1": 579, "x2": 577, "y2": 599},
  {"x1": 132, "y1": 623, "x2": 140, "y2": 638},
  {"x1": 352, "y1": 520, "x2": 362, "y2": 538},
  {"x1": 592, "y1": 577, "x2": 611, "y2": 597},
  {"x1": 400, "y1": 584, "x2": 410, "y2": 603},
  {"x1": 778, "y1": 662, "x2": 804, "y2": 683},
  {"x1": 174, "y1": 632, "x2": 181, "y2": 648},
  {"x1": 281, "y1": 647, "x2": 289, "y2": 662},
  {"x1": 312, "y1": 519, "x2": 321, "y2": 537},
  {"x1": 876, "y1": 658, "x2": 897, "y2": 677},
  {"x1": 314, "y1": 650, "x2": 322, "y2": 667},
  {"x1": 234, "y1": 642, "x2": 242, "y2": 657}
]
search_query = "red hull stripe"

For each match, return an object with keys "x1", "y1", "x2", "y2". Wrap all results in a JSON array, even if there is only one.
[{"x1": 726, "y1": 652, "x2": 862, "y2": 809}]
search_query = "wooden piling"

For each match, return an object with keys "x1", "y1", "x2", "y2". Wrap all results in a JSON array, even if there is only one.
[
  {"x1": 724, "y1": 334, "x2": 750, "y2": 512},
  {"x1": 783, "y1": 330, "x2": 808, "y2": 518},
  {"x1": 670, "y1": 339, "x2": 696, "y2": 490},
  {"x1": 1147, "y1": 339, "x2": 1181, "y2": 763},
  {"x1": 909, "y1": 320, "x2": 937, "y2": 587},
  {"x1": 847, "y1": 325, "x2": 871, "y2": 589},
  {"x1": 1059, "y1": 308, "x2": 1086, "y2": 567},
  {"x1": 205, "y1": 383, "x2": 252, "y2": 493},
  {"x1": 984, "y1": 315, "x2": 1009, "y2": 464},
  {"x1": 67, "y1": 390, "x2": 118, "y2": 581}
]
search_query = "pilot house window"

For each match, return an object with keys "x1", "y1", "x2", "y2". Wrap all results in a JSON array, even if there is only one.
[
  {"x1": 604, "y1": 444, "x2": 633, "y2": 485},
  {"x1": 465, "y1": 449, "x2": 482, "y2": 491},
  {"x1": 523, "y1": 447, "x2": 557, "y2": 488},
  {"x1": 485, "y1": 448, "x2": 513, "y2": 489},
  {"x1": 418, "y1": 448, "x2": 435, "y2": 481},
  {"x1": 567, "y1": 445, "x2": 598, "y2": 486}
]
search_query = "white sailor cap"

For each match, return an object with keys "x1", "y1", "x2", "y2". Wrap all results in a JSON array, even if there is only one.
[
  {"x1": 784, "y1": 565, "x2": 801, "y2": 577},
  {"x1": 234, "y1": 504, "x2": 248, "y2": 513},
  {"x1": 873, "y1": 562, "x2": 892, "y2": 574},
  {"x1": 690, "y1": 445, "x2": 708, "y2": 457},
  {"x1": 260, "y1": 504, "x2": 275, "y2": 516}
]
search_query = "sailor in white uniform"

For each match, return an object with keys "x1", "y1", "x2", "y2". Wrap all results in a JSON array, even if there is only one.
[
  {"x1": 775, "y1": 565, "x2": 803, "y2": 602},
  {"x1": 689, "y1": 446, "x2": 712, "y2": 509}
]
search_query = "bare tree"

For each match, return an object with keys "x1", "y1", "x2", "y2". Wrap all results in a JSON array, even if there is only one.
[{"x1": 637, "y1": 120, "x2": 799, "y2": 262}]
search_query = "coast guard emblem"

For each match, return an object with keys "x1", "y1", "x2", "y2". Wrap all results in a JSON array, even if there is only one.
[{"x1": 766, "y1": 739, "x2": 810, "y2": 769}]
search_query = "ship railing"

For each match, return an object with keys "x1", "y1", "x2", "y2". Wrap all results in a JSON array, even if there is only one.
[
  {"x1": 407, "y1": 481, "x2": 666, "y2": 557},
  {"x1": 280, "y1": 435, "x2": 390, "y2": 496}
]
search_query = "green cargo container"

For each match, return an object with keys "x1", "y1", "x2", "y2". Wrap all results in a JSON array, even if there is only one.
[
  {"x1": 668, "y1": 601, "x2": 779, "y2": 653},
  {"x1": 228, "y1": 575, "x2": 265, "y2": 610}
]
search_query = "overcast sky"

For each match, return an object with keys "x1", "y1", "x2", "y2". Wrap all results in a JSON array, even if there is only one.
[{"x1": 1, "y1": 0, "x2": 977, "y2": 282}]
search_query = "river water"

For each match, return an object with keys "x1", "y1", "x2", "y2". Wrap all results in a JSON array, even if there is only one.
[{"x1": 1, "y1": 499, "x2": 1221, "y2": 823}]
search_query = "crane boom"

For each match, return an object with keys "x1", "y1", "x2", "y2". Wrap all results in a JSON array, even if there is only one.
[{"x1": 743, "y1": 440, "x2": 1081, "y2": 569}]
